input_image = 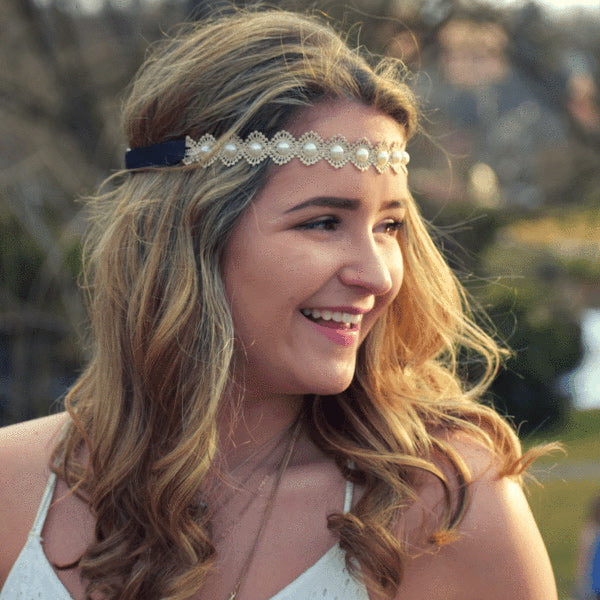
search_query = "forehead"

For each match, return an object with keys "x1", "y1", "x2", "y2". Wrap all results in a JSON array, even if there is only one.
[{"x1": 285, "y1": 99, "x2": 407, "y2": 147}]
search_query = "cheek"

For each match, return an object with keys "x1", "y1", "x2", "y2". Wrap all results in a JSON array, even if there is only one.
[
  {"x1": 361, "y1": 246, "x2": 404, "y2": 339},
  {"x1": 388, "y1": 243, "x2": 405, "y2": 298},
  {"x1": 223, "y1": 233, "x2": 316, "y2": 332}
]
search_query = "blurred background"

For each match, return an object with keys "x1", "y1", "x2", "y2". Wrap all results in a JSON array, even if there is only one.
[{"x1": 1, "y1": 0, "x2": 599, "y2": 596}]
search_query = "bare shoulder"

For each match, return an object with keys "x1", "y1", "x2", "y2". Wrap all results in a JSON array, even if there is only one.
[
  {"x1": 0, "y1": 412, "x2": 69, "y2": 584},
  {"x1": 396, "y1": 431, "x2": 557, "y2": 600},
  {"x1": 0, "y1": 411, "x2": 68, "y2": 477}
]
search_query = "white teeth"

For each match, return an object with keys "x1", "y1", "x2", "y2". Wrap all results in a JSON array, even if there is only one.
[{"x1": 301, "y1": 308, "x2": 362, "y2": 326}]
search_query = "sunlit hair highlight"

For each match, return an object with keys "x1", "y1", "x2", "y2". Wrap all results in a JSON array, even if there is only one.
[{"x1": 53, "y1": 8, "x2": 534, "y2": 600}]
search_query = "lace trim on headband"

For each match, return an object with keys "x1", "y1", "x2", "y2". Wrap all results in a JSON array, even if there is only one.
[{"x1": 125, "y1": 131, "x2": 409, "y2": 173}]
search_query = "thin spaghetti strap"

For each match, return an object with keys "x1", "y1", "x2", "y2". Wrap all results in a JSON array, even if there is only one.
[
  {"x1": 30, "y1": 472, "x2": 57, "y2": 537},
  {"x1": 343, "y1": 479, "x2": 353, "y2": 513},
  {"x1": 343, "y1": 460, "x2": 355, "y2": 513}
]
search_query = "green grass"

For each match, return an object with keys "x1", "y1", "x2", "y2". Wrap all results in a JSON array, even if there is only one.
[{"x1": 523, "y1": 409, "x2": 600, "y2": 599}]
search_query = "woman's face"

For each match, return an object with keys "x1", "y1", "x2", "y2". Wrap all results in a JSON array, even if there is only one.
[{"x1": 223, "y1": 100, "x2": 409, "y2": 398}]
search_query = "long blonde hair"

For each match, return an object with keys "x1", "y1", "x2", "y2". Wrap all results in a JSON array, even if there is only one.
[{"x1": 54, "y1": 9, "x2": 527, "y2": 600}]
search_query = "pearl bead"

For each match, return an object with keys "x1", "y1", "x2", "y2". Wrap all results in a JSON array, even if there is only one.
[
  {"x1": 355, "y1": 147, "x2": 369, "y2": 163},
  {"x1": 330, "y1": 144, "x2": 344, "y2": 160},
  {"x1": 303, "y1": 142, "x2": 318, "y2": 157},
  {"x1": 390, "y1": 149, "x2": 402, "y2": 165},
  {"x1": 224, "y1": 143, "x2": 237, "y2": 156},
  {"x1": 248, "y1": 141, "x2": 263, "y2": 156},
  {"x1": 377, "y1": 150, "x2": 389, "y2": 166}
]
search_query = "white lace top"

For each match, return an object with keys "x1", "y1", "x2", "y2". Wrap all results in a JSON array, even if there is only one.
[{"x1": 1, "y1": 473, "x2": 369, "y2": 600}]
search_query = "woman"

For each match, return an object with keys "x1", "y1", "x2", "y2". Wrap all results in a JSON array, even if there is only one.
[{"x1": 0, "y1": 9, "x2": 556, "y2": 600}]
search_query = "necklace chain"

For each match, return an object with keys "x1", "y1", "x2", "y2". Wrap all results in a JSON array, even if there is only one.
[
  {"x1": 227, "y1": 414, "x2": 303, "y2": 600},
  {"x1": 209, "y1": 420, "x2": 298, "y2": 508}
]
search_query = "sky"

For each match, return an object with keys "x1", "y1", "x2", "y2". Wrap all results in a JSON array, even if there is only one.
[
  {"x1": 489, "y1": 0, "x2": 599, "y2": 12},
  {"x1": 563, "y1": 310, "x2": 600, "y2": 410},
  {"x1": 44, "y1": 0, "x2": 600, "y2": 14}
]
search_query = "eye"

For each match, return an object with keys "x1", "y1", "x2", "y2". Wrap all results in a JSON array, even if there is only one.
[
  {"x1": 382, "y1": 219, "x2": 404, "y2": 235},
  {"x1": 296, "y1": 216, "x2": 341, "y2": 232}
]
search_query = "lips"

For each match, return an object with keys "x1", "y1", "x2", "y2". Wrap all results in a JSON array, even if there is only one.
[{"x1": 299, "y1": 307, "x2": 365, "y2": 347}]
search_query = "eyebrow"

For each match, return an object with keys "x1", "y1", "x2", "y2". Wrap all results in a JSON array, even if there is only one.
[{"x1": 284, "y1": 196, "x2": 405, "y2": 213}]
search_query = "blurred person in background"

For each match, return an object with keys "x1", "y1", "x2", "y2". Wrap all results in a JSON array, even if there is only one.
[
  {"x1": 593, "y1": 541, "x2": 600, "y2": 600},
  {"x1": 0, "y1": 8, "x2": 557, "y2": 600},
  {"x1": 573, "y1": 493, "x2": 600, "y2": 600},
  {"x1": 572, "y1": 494, "x2": 600, "y2": 600}
]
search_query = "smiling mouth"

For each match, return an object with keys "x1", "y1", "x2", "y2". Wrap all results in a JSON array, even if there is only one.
[{"x1": 300, "y1": 308, "x2": 361, "y2": 330}]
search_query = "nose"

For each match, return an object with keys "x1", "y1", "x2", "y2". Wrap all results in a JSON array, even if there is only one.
[{"x1": 337, "y1": 238, "x2": 396, "y2": 296}]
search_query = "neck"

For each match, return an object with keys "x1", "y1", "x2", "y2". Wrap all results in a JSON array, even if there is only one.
[{"x1": 216, "y1": 385, "x2": 304, "y2": 473}]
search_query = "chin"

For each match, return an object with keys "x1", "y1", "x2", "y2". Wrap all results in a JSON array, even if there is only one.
[
  {"x1": 295, "y1": 373, "x2": 355, "y2": 397},
  {"x1": 309, "y1": 362, "x2": 357, "y2": 395}
]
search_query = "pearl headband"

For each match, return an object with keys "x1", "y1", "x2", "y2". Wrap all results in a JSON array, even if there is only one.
[{"x1": 125, "y1": 131, "x2": 410, "y2": 173}]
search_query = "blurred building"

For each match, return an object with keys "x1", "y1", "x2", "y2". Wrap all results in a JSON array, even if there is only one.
[{"x1": 412, "y1": 12, "x2": 568, "y2": 209}]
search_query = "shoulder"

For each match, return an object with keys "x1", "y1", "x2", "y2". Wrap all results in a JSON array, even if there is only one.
[
  {"x1": 396, "y1": 431, "x2": 557, "y2": 600},
  {"x1": 0, "y1": 412, "x2": 68, "y2": 585},
  {"x1": 0, "y1": 412, "x2": 68, "y2": 480}
]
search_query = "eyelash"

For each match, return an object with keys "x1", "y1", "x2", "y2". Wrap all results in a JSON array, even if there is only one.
[
  {"x1": 383, "y1": 220, "x2": 405, "y2": 235},
  {"x1": 297, "y1": 216, "x2": 340, "y2": 231},
  {"x1": 297, "y1": 216, "x2": 404, "y2": 235}
]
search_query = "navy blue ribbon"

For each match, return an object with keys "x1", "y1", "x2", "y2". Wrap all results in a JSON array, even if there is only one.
[{"x1": 124, "y1": 139, "x2": 187, "y2": 169}]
